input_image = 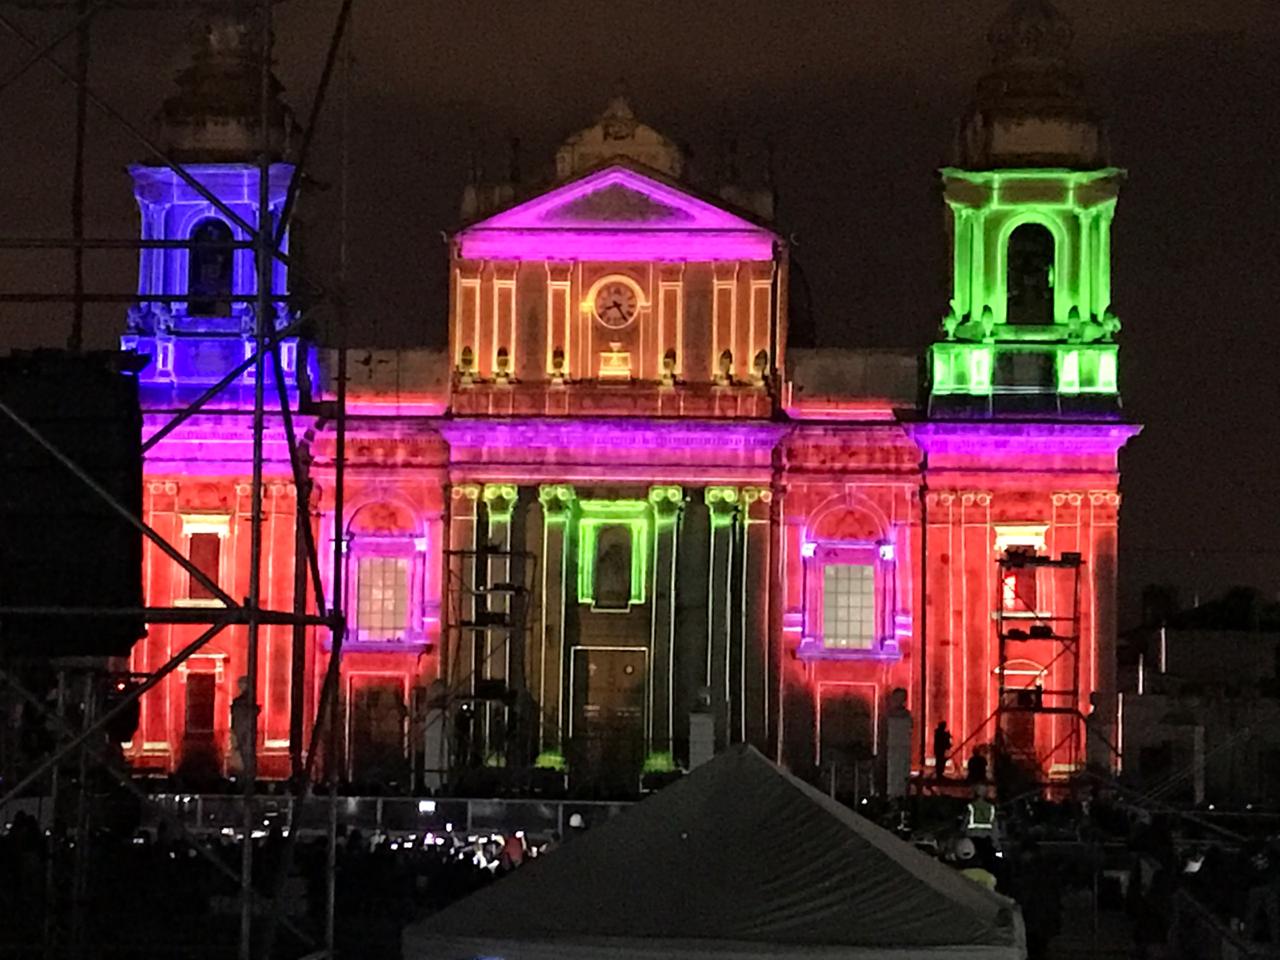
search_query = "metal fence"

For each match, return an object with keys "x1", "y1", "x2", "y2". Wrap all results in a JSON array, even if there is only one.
[{"x1": 139, "y1": 793, "x2": 634, "y2": 840}]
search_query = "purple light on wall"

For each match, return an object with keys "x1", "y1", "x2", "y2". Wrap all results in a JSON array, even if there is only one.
[
  {"x1": 908, "y1": 421, "x2": 1141, "y2": 457},
  {"x1": 456, "y1": 165, "x2": 777, "y2": 262},
  {"x1": 125, "y1": 163, "x2": 300, "y2": 392},
  {"x1": 438, "y1": 417, "x2": 789, "y2": 451},
  {"x1": 130, "y1": 163, "x2": 294, "y2": 310}
]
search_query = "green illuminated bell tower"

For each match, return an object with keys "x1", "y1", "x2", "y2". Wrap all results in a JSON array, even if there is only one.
[{"x1": 931, "y1": 0, "x2": 1123, "y2": 414}]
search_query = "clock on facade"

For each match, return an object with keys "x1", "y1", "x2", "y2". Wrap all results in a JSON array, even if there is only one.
[{"x1": 592, "y1": 277, "x2": 641, "y2": 329}]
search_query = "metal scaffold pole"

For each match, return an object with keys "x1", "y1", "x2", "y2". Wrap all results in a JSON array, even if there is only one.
[
  {"x1": 238, "y1": 0, "x2": 275, "y2": 954},
  {"x1": 326, "y1": 13, "x2": 354, "y2": 953},
  {"x1": 0, "y1": 0, "x2": 358, "y2": 956}
]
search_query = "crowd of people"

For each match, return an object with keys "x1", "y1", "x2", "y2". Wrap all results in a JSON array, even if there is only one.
[
  {"x1": 0, "y1": 809, "x2": 523, "y2": 957},
  {"x1": 8, "y1": 766, "x2": 1280, "y2": 959}
]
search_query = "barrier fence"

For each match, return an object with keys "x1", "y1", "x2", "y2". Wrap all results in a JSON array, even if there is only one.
[{"x1": 137, "y1": 794, "x2": 634, "y2": 840}]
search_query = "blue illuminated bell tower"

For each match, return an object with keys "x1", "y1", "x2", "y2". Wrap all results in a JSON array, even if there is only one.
[{"x1": 122, "y1": 12, "x2": 299, "y2": 400}]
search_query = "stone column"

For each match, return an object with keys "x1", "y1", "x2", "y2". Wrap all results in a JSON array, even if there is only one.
[
  {"x1": 740, "y1": 486, "x2": 773, "y2": 747},
  {"x1": 705, "y1": 486, "x2": 740, "y2": 747},
  {"x1": 648, "y1": 485, "x2": 684, "y2": 762},
  {"x1": 481, "y1": 484, "x2": 517, "y2": 763},
  {"x1": 447, "y1": 483, "x2": 481, "y2": 767},
  {"x1": 1090, "y1": 490, "x2": 1122, "y2": 773},
  {"x1": 536, "y1": 484, "x2": 575, "y2": 761}
]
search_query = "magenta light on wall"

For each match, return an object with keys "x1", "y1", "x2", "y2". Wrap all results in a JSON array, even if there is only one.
[
  {"x1": 907, "y1": 421, "x2": 1141, "y2": 457},
  {"x1": 438, "y1": 418, "x2": 789, "y2": 451},
  {"x1": 456, "y1": 165, "x2": 777, "y2": 262}
]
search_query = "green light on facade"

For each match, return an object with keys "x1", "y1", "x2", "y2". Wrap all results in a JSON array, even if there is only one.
[
  {"x1": 649, "y1": 485, "x2": 683, "y2": 528},
  {"x1": 534, "y1": 750, "x2": 566, "y2": 772},
  {"x1": 931, "y1": 343, "x2": 993, "y2": 395},
  {"x1": 931, "y1": 342, "x2": 1118, "y2": 396},
  {"x1": 538, "y1": 483, "x2": 575, "y2": 524},
  {"x1": 643, "y1": 751, "x2": 676, "y2": 774},
  {"x1": 576, "y1": 499, "x2": 650, "y2": 608},
  {"x1": 933, "y1": 166, "x2": 1123, "y2": 400},
  {"x1": 483, "y1": 483, "x2": 518, "y2": 524},
  {"x1": 705, "y1": 486, "x2": 740, "y2": 529}
]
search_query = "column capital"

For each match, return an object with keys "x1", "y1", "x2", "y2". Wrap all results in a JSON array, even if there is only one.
[
  {"x1": 740, "y1": 486, "x2": 772, "y2": 522},
  {"x1": 538, "y1": 483, "x2": 577, "y2": 522},
  {"x1": 452, "y1": 483, "x2": 481, "y2": 501},
  {"x1": 648, "y1": 485, "x2": 684, "y2": 526},
  {"x1": 482, "y1": 483, "x2": 518, "y2": 523},
  {"x1": 705, "y1": 486, "x2": 740, "y2": 528}
]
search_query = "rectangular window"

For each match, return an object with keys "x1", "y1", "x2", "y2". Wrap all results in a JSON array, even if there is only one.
[
  {"x1": 185, "y1": 672, "x2": 216, "y2": 736},
  {"x1": 187, "y1": 532, "x2": 222, "y2": 601},
  {"x1": 356, "y1": 556, "x2": 409, "y2": 640},
  {"x1": 1002, "y1": 547, "x2": 1038, "y2": 614},
  {"x1": 822, "y1": 563, "x2": 876, "y2": 650}
]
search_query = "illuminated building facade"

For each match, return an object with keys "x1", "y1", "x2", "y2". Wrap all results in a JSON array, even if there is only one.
[{"x1": 122, "y1": 2, "x2": 1138, "y2": 789}]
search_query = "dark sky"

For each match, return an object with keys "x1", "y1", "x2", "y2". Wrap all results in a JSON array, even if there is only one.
[{"x1": 1, "y1": 0, "x2": 1278, "y2": 622}]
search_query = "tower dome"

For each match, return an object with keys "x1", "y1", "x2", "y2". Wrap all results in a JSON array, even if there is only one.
[
  {"x1": 956, "y1": 0, "x2": 1106, "y2": 170},
  {"x1": 158, "y1": 9, "x2": 294, "y2": 163},
  {"x1": 554, "y1": 92, "x2": 684, "y2": 181}
]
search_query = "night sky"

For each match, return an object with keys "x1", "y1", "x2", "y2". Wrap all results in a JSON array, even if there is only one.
[{"x1": 0, "y1": 0, "x2": 1277, "y2": 621}]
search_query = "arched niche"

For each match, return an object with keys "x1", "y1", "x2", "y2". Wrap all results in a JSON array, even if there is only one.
[
  {"x1": 348, "y1": 499, "x2": 419, "y2": 538},
  {"x1": 809, "y1": 503, "x2": 886, "y2": 544},
  {"x1": 187, "y1": 217, "x2": 235, "y2": 317},
  {"x1": 1004, "y1": 221, "x2": 1056, "y2": 326}
]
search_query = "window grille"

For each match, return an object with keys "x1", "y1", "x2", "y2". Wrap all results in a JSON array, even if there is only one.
[
  {"x1": 356, "y1": 556, "x2": 409, "y2": 639},
  {"x1": 822, "y1": 563, "x2": 876, "y2": 650}
]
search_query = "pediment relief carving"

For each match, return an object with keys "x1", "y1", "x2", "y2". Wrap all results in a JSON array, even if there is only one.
[{"x1": 540, "y1": 183, "x2": 694, "y2": 225}]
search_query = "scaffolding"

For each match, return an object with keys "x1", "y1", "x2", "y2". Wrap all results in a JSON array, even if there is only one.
[
  {"x1": 440, "y1": 542, "x2": 538, "y2": 783},
  {"x1": 0, "y1": 2, "x2": 356, "y2": 958},
  {"x1": 994, "y1": 548, "x2": 1085, "y2": 782},
  {"x1": 923, "y1": 547, "x2": 1088, "y2": 798}
]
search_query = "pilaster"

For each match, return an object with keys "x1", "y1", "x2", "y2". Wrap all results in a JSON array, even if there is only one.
[
  {"x1": 481, "y1": 483, "x2": 518, "y2": 762},
  {"x1": 705, "y1": 486, "x2": 740, "y2": 746},
  {"x1": 447, "y1": 483, "x2": 481, "y2": 726},
  {"x1": 739, "y1": 486, "x2": 772, "y2": 746},
  {"x1": 648, "y1": 485, "x2": 683, "y2": 757},
  {"x1": 536, "y1": 484, "x2": 575, "y2": 756}
]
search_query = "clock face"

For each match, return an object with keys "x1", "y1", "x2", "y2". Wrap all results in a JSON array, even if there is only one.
[{"x1": 593, "y1": 279, "x2": 640, "y2": 329}]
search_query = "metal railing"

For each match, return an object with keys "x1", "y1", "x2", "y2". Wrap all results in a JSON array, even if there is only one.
[{"x1": 139, "y1": 793, "x2": 634, "y2": 840}]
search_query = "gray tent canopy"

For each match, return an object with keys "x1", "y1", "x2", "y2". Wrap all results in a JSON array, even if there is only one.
[{"x1": 404, "y1": 744, "x2": 1025, "y2": 960}]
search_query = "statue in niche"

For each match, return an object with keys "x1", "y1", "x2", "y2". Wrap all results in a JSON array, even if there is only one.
[{"x1": 594, "y1": 525, "x2": 632, "y2": 610}]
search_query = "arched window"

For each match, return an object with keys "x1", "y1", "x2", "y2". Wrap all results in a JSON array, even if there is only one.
[
  {"x1": 187, "y1": 218, "x2": 234, "y2": 316},
  {"x1": 799, "y1": 505, "x2": 898, "y2": 659},
  {"x1": 346, "y1": 501, "x2": 422, "y2": 645},
  {"x1": 1006, "y1": 223, "x2": 1055, "y2": 325}
]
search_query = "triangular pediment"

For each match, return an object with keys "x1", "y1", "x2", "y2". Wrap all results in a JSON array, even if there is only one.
[
  {"x1": 466, "y1": 165, "x2": 771, "y2": 233},
  {"x1": 547, "y1": 181, "x2": 695, "y2": 225},
  {"x1": 457, "y1": 165, "x2": 777, "y2": 261}
]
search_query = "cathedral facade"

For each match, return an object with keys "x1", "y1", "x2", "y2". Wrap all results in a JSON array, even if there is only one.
[{"x1": 121, "y1": 3, "x2": 1137, "y2": 791}]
